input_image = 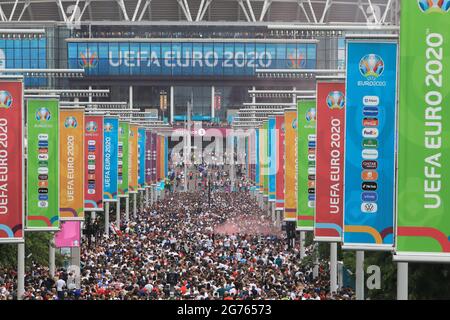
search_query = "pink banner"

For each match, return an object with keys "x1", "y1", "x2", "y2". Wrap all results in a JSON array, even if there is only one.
[{"x1": 55, "y1": 221, "x2": 81, "y2": 247}]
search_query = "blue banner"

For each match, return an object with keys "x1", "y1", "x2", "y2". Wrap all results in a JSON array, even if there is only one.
[
  {"x1": 138, "y1": 127, "x2": 146, "y2": 189},
  {"x1": 343, "y1": 41, "x2": 398, "y2": 250},
  {"x1": 268, "y1": 117, "x2": 277, "y2": 201},
  {"x1": 103, "y1": 117, "x2": 119, "y2": 201},
  {"x1": 255, "y1": 130, "x2": 260, "y2": 189},
  {"x1": 68, "y1": 41, "x2": 316, "y2": 77}
]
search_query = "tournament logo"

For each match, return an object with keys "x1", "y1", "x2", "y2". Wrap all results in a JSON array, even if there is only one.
[
  {"x1": 105, "y1": 123, "x2": 114, "y2": 132},
  {"x1": 292, "y1": 118, "x2": 297, "y2": 130},
  {"x1": 305, "y1": 108, "x2": 316, "y2": 122},
  {"x1": 326, "y1": 91, "x2": 345, "y2": 110},
  {"x1": 129, "y1": 129, "x2": 134, "y2": 137},
  {"x1": 86, "y1": 121, "x2": 98, "y2": 133},
  {"x1": 418, "y1": 0, "x2": 450, "y2": 13},
  {"x1": 119, "y1": 126, "x2": 125, "y2": 136},
  {"x1": 35, "y1": 108, "x2": 51, "y2": 121},
  {"x1": 281, "y1": 123, "x2": 286, "y2": 133},
  {"x1": 64, "y1": 116, "x2": 78, "y2": 128},
  {"x1": 287, "y1": 53, "x2": 306, "y2": 69},
  {"x1": 79, "y1": 49, "x2": 98, "y2": 69},
  {"x1": 0, "y1": 91, "x2": 13, "y2": 109},
  {"x1": 359, "y1": 54, "x2": 384, "y2": 80}
]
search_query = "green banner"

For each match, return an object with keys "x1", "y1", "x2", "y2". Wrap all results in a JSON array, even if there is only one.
[
  {"x1": 297, "y1": 100, "x2": 316, "y2": 231},
  {"x1": 118, "y1": 121, "x2": 129, "y2": 197},
  {"x1": 26, "y1": 99, "x2": 60, "y2": 230},
  {"x1": 396, "y1": 2, "x2": 450, "y2": 262}
]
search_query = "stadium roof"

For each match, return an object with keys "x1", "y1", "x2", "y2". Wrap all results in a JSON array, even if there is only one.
[{"x1": 0, "y1": 0, "x2": 399, "y2": 26}]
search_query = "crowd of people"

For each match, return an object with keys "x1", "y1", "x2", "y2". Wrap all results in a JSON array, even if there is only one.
[{"x1": 1, "y1": 175, "x2": 355, "y2": 300}]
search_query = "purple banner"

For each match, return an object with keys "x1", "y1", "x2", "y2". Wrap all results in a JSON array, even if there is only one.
[
  {"x1": 145, "y1": 130, "x2": 152, "y2": 186},
  {"x1": 152, "y1": 132, "x2": 157, "y2": 183}
]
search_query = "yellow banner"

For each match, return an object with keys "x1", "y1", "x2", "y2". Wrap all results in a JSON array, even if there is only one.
[
  {"x1": 59, "y1": 109, "x2": 85, "y2": 220},
  {"x1": 284, "y1": 110, "x2": 297, "y2": 221},
  {"x1": 129, "y1": 125, "x2": 139, "y2": 193}
]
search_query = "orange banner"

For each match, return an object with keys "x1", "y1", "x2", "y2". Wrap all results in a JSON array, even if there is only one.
[
  {"x1": 284, "y1": 109, "x2": 297, "y2": 221},
  {"x1": 128, "y1": 125, "x2": 139, "y2": 193},
  {"x1": 59, "y1": 109, "x2": 84, "y2": 220}
]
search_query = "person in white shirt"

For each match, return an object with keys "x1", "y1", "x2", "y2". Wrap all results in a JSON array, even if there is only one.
[{"x1": 56, "y1": 278, "x2": 66, "y2": 300}]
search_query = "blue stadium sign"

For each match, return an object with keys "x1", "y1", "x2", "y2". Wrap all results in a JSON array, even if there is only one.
[{"x1": 67, "y1": 40, "x2": 317, "y2": 77}]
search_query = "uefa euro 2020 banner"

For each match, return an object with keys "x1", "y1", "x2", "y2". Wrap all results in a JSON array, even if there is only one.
[
  {"x1": 314, "y1": 81, "x2": 346, "y2": 242},
  {"x1": 275, "y1": 114, "x2": 285, "y2": 211},
  {"x1": 396, "y1": 1, "x2": 450, "y2": 262},
  {"x1": 103, "y1": 117, "x2": 119, "y2": 202},
  {"x1": 343, "y1": 40, "x2": 398, "y2": 250},
  {"x1": 118, "y1": 121, "x2": 130, "y2": 197},
  {"x1": 128, "y1": 124, "x2": 139, "y2": 193},
  {"x1": 0, "y1": 80, "x2": 24, "y2": 243},
  {"x1": 284, "y1": 109, "x2": 297, "y2": 221},
  {"x1": 268, "y1": 116, "x2": 277, "y2": 202},
  {"x1": 297, "y1": 100, "x2": 316, "y2": 231},
  {"x1": 84, "y1": 115, "x2": 103, "y2": 211},
  {"x1": 138, "y1": 127, "x2": 146, "y2": 190},
  {"x1": 26, "y1": 99, "x2": 60, "y2": 231},
  {"x1": 60, "y1": 108, "x2": 85, "y2": 220},
  {"x1": 145, "y1": 130, "x2": 152, "y2": 186}
]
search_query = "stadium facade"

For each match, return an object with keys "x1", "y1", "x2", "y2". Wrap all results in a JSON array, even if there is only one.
[{"x1": 0, "y1": 0, "x2": 399, "y2": 124}]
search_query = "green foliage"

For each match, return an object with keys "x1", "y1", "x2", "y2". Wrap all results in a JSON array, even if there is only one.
[{"x1": 0, "y1": 232, "x2": 64, "y2": 269}]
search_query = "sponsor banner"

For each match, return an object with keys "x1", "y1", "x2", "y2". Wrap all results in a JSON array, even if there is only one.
[
  {"x1": 314, "y1": 81, "x2": 346, "y2": 242},
  {"x1": 262, "y1": 121, "x2": 269, "y2": 196},
  {"x1": 160, "y1": 135, "x2": 165, "y2": 180},
  {"x1": 26, "y1": 99, "x2": 59, "y2": 230},
  {"x1": 156, "y1": 134, "x2": 161, "y2": 182},
  {"x1": 284, "y1": 109, "x2": 297, "y2": 220},
  {"x1": 151, "y1": 132, "x2": 157, "y2": 183},
  {"x1": 118, "y1": 121, "x2": 129, "y2": 197},
  {"x1": 84, "y1": 115, "x2": 103, "y2": 211},
  {"x1": 258, "y1": 127, "x2": 264, "y2": 191},
  {"x1": 275, "y1": 115, "x2": 285, "y2": 209},
  {"x1": 55, "y1": 220, "x2": 80, "y2": 248},
  {"x1": 396, "y1": 2, "x2": 450, "y2": 262},
  {"x1": 145, "y1": 130, "x2": 152, "y2": 185},
  {"x1": 255, "y1": 129, "x2": 260, "y2": 189},
  {"x1": 343, "y1": 40, "x2": 398, "y2": 249},
  {"x1": 128, "y1": 125, "x2": 139, "y2": 193},
  {"x1": 60, "y1": 109, "x2": 85, "y2": 220},
  {"x1": 0, "y1": 80, "x2": 24, "y2": 243},
  {"x1": 138, "y1": 128, "x2": 146, "y2": 189},
  {"x1": 297, "y1": 100, "x2": 316, "y2": 231},
  {"x1": 103, "y1": 117, "x2": 119, "y2": 201},
  {"x1": 268, "y1": 117, "x2": 277, "y2": 201}
]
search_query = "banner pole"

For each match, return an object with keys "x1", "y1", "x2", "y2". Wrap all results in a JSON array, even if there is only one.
[
  {"x1": 116, "y1": 198, "x2": 121, "y2": 229},
  {"x1": 104, "y1": 201, "x2": 110, "y2": 236},
  {"x1": 17, "y1": 242, "x2": 25, "y2": 300},
  {"x1": 330, "y1": 242, "x2": 338, "y2": 294},
  {"x1": 356, "y1": 250, "x2": 365, "y2": 300},
  {"x1": 49, "y1": 234, "x2": 55, "y2": 277},
  {"x1": 397, "y1": 262, "x2": 408, "y2": 300},
  {"x1": 125, "y1": 196, "x2": 130, "y2": 221},
  {"x1": 146, "y1": 187, "x2": 149, "y2": 207},
  {"x1": 299, "y1": 231, "x2": 305, "y2": 260},
  {"x1": 313, "y1": 246, "x2": 319, "y2": 279},
  {"x1": 133, "y1": 193, "x2": 137, "y2": 218},
  {"x1": 140, "y1": 190, "x2": 144, "y2": 213}
]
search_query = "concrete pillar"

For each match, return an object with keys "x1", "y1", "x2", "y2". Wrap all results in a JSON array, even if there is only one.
[
  {"x1": 356, "y1": 251, "x2": 365, "y2": 300},
  {"x1": 116, "y1": 198, "x2": 121, "y2": 229},
  {"x1": 397, "y1": 262, "x2": 408, "y2": 300},
  {"x1": 104, "y1": 201, "x2": 110, "y2": 236},
  {"x1": 17, "y1": 243, "x2": 25, "y2": 300},
  {"x1": 125, "y1": 196, "x2": 130, "y2": 221},
  {"x1": 133, "y1": 193, "x2": 137, "y2": 218},
  {"x1": 330, "y1": 242, "x2": 338, "y2": 294},
  {"x1": 299, "y1": 231, "x2": 306, "y2": 260},
  {"x1": 49, "y1": 235, "x2": 55, "y2": 277}
]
